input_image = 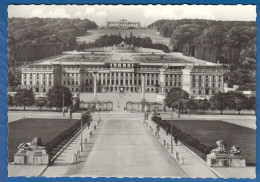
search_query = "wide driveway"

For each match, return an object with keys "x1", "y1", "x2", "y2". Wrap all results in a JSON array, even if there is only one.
[{"x1": 43, "y1": 112, "x2": 187, "y2": 177}]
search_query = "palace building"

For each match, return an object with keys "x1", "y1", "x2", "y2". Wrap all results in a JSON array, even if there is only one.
[
  {"x1": 106, "y1": 19, "x2": 141, "y2": 29},
  {"x1": 20, "y1": 51, "x2": 226, "y2": 99}
]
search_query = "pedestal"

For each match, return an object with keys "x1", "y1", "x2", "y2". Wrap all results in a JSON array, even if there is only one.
[
  {"x1": 207, "y1": 154, "x2": 246, "y2": 167},
  {"x1": 14, "y1": 149, "x2": 49, "y2": 165}
]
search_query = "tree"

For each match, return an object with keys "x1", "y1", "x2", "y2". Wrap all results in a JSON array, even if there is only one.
[
  {"x1": 35, "y1": 97, "x2": 47, "y2": 110},
  {"x1": 209, "y1": 92, "x2": 229, "y2": 114},
  {"x1": 228, "y1": 91, "x2": 247, "y2": 115},
  {"x1": 165, "y1": 88, "x2": 189, "y2": 117},
  {"x1": 197, "y1": 99, "x2": 210, "y2": 114},
  {"x1": 245, "y1": 96, "x2": 256, "y2": 114},
  {"x1": 47, "y1": 86, "x2": 72, "y2": 110},
  {"x1": 8, "y1": 95, "x2": 14, "y2": 106},
  {"x1": 13, "y1": 88, "x2": 35, "y2": 110}
]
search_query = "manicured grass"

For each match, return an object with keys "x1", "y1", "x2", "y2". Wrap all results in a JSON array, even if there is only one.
[
  {"x1": 166, "y1": 120, "x2": 256, "y2": 165},
  {"x1": 8, "y1": 118, "x2": 78, "y2": 162},
  {"x1": 77, "y1": 29, "x2": 170, "y2": 45}
]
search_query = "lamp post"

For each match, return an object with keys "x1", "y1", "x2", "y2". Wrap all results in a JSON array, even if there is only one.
[
  {"x1": 171, "y1": 107, "x2": 173, "y2": 153},
  {"x1": 98, "y1": 102, "x2": 101, "y2": 123},
  {"x1": 80, "y1": 112, "x2": 83, "y2": 152},
  {"x1": 63, "y1": 88, "x2": 65, "y2": 117},
  {"x1": 178, "y1": 98, "x2": 180, "y2": 118}
]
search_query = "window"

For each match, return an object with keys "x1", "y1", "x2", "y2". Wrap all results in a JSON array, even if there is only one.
[
  {"x1": 63, "y1": 81, "x2": 65, "y2": 85},
  {"x1": 193, "y1": 83, "x2": 196, "y2": 87},
  {"x1": 179, "y1": 82, "x2": 181, "y2": 86},
  {"x1": 199, "y1": 90, "x2": 201, "y2": 94},
  {"x1": 49, "y1": 81, "x2": 51, "y2": 85},
  {"x1": 76, "y1": 88, "x2": 78, "y2": 92},
  {"x1": 68, "y1": 81, "x2": 70, "y2": 85},
  {"x1": 24, "y1": 81, "x2": 26, "y2": 85},
  {"x1": 193, "y1": 90, "x2": 196, "y2": 94},
  {"x1": 76, "y1": 81, "x2": 78, "y2": 85},
  {"x1": 72, "y1": 81, "x2": 74, "y2": 85}
]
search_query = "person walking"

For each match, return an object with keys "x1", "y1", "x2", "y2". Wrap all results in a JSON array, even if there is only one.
[
  {"x1": 174, "y1": 135, "x2": 178, "y2": 146},
  {"x1": 165, "y1": 126, "x2": 169, "y2": 136},
  {"x1": 156, "y1": 124, "x2": 160, "y2": 138}
]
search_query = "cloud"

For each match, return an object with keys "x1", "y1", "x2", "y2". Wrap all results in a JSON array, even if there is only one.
[
  {"x1": 144, "y1": 8, "x2": 177, "y2": 20},
  {"x1": 30, "y1": 9, "x2": 44, "y2": 17},
  {"x1": 144, "y1": 6, "x2": 215, "y2": 21},
  {"x1": 94, "y1": 11, "x2": 107, "y2": 18},
  {"x1": 180, "y1": 6, "x2": 215, "y2": 20},
  {"x1": 85, "y1": 7, "x2": 96, "y2": 16},
  {"x1": 30, "y1": 8, "x2": 71, "y2": 18}
]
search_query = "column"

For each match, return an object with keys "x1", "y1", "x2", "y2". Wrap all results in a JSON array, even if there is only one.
[
  {"x1": 105, "y1": 73, "x2": 108, "y2": 85},
  {"x1": 21, "y1": 73, "x2": 24, "y2": 85},
  {"x1": 149, "y1": 74, "x2": 152, "y2": 85},
  {"x1": 141, "y1": 75, "x2": 145, "y2": 99},
  {"x1": 32, "y1": 74, "x2": 36, "y2": 85},
  {"x1": 40, "y1": 74, "x2": 43, "y2": 85},
  {"x1": 93, "y1": 73, "x2": 97, "y2": 100},
  {"x1": 46, "y1": 74, "x2": 49, "y2": 86},
  {"x1": 123, "y1": 73, "x2": 126, "y2": 85},
  {"x1": 182, "y1": 65, "x2": 192, "y2": 94},
  {"x1": 159, "y1": 69, "x2": 166, "y2": 93}
]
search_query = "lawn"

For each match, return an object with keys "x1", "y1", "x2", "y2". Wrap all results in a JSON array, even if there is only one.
[
  {"x1": 77, "y1": 28, "x2": 170, "y2": 45},
  {"x1": 166, "y1": 120, "x2": 256, "y2": 166},
  {"x1": 8, "y1": 118, "x2": 78, "y2": 162}
]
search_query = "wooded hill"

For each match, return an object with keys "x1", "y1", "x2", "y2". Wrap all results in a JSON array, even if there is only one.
[
  {"x1": 8, "y1": 17, "x2": 97, "y2": 62},
  {"x1": 148, "y1": 19, "x2": 256, "y2": 86}
]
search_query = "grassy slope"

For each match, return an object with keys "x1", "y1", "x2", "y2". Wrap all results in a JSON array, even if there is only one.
[
  {"x1": 77, "y1": 28, "x2": 170, "y2": 45},
  {"x1": 166, "y1": 120, "x2": 256, "y2": 165},
  {"x1": 8, "y1": 118, "x2": 78, "y2": 162}
]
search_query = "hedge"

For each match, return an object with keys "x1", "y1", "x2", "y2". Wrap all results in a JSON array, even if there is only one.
[
  {"x1": 151, "y1": 116, "x2": 212, "y2": 155},
  {"x1": 45, "y1": 112, "x2": 92, "y2": 157}
]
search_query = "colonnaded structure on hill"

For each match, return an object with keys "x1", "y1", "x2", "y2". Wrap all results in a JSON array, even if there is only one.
[
  {"x1": 20, "y1": 49, "x2": 226, "y2": 100},
  {"x1": 106, "y1": 19, "x2": 141, "y2": 28}
]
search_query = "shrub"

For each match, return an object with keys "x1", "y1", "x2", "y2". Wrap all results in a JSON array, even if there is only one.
[{"x1": 46, "y1": 112, "x2": 92, "y2": 154}]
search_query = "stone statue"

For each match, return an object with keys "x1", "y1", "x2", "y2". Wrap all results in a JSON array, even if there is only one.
[
  {"x1": 229, "y1": 146, "x2": 241, "y2": 156},
  {"x1": 210, "y1": 140, "x2": 228, "y2": 155},
  {"x1": 207, "y1": 140, "x2": 245, "y2": 167},
  {"x1": 18, "y1": 137, "x2": 46, "y2": 152},
  {"x1": 162, "y1": 64, "x2": 169, "y2": 70}
]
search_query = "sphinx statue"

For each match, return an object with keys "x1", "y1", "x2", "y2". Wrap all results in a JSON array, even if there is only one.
[
  {"x1": 17, "y1": 137, "x2": 46, "y2": 153},
  {"x1": 210, "y1": 140, "x2": 228, "y2": 155},
  {"x1": 229, "y1": 146, "x2": 241, "y2": 156}
]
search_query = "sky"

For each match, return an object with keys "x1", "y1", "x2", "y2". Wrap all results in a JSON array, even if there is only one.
[{"x1": 8, "y1": 5, "x2": 256, "y2": 27}]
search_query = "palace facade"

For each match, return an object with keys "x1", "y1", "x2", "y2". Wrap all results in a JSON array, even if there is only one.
[
  {"x1": 20, "y1": 52, "x2": 226, "y2": 99},
  {"x1": 106, "y1": 19, "x2": 140, "y2": 28}
]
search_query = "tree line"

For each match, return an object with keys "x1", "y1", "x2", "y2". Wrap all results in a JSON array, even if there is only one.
[
  {"x1": 77, "y1": 33, "x2": 170, "y2": 52},
  {"x1": 148, "y1": 19, "x2": 256, "y2": 87},
  {"x1": 165, "y1": 88, "x2": 256, "y2": 115},
  {"x1": 8, "y1": 86, "x2": 75, "y2": 111}
]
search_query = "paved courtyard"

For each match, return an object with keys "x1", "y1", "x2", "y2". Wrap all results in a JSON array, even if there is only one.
[{"x1": 42, "y1": 112, "x2": 187, "y2": 177}]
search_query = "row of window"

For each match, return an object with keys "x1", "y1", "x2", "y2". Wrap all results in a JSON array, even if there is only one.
[
  {"x1": 192, "y1": 82, "x2": 222, "y2": 88},
  {"x1": 23, "y1": 81, "x2": 52, "y2": 86},
  {"x1": 192, "y1": 89, "x2": 218, "y2": 95},
  {"x1": 63, "y1": 80, "x2": 79, "y2": 86}
]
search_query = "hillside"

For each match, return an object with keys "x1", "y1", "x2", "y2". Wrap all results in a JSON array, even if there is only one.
[
  {"x1": 8, "y1": 17, "x2": 98, "y2": 62},
  {"x1": 148, "y1": 19, "x2": 256, "y2": 86}
]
